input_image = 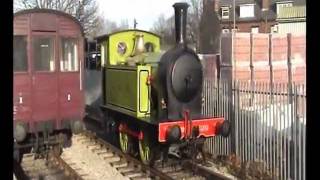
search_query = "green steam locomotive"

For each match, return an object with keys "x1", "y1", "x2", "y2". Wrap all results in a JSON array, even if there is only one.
[{"x1": 93, "y1": 3, "x2": 230, "y2": 165}]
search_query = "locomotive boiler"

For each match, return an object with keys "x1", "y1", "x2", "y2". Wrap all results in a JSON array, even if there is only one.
[{"x1": 95, "y1": 2, "x2": 230, "y2": 165}]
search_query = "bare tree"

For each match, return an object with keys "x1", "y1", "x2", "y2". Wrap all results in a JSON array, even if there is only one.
[
  {"x1": 199, "y1": 0, "x2": 221, "y2": 54},
  {"x1": 14, "y1": 0, "x2": 100, "y2": 37},
  {"x1": 94, "y1": 17, "x2": 130, "y2": 36},
  {"x1": 150, "y1": 14, "x2": 175, "y2": 50},
  {"x1": 118, "y1": 19, "x2": 129, "y2": 30},
  {"x1": 186, "y1": 0, "x2": 203, "y2": 52}
]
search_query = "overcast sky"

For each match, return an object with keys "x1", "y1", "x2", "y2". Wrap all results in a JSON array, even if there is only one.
[{"x1": 97, "y1": 0, "x2": 185, "y2": 30}]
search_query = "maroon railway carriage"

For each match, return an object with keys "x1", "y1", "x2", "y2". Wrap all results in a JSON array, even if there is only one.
[{"x1": 13, "y1": 9, "x2": 85, "y2": 162}]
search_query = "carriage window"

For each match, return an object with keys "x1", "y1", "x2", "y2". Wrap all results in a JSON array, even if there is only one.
[
  {"x1": 33, "y1": 37, "x2": 55, "y2": 71},
  {"x1": 14, "y1": 36, "x2": 28, "y2": 72},
  {"x1": 60, "y1": 38, "x2": 78, "y2": 72}
]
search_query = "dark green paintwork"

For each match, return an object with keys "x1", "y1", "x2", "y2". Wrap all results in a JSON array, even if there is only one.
[{"x1": 106, "y1": 67, "x2": 137, "y2": 112}]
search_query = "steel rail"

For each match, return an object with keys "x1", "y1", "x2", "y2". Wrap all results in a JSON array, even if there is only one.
[
  {"x1": 182, "y1": 160, "x2": 234, "y2": 180},
  {"x1": 13, "y1": 160, "x2": 28, "y2": 180},
  {"x1": 83, "y1": 130, "x2": 175, "y2": 180}
]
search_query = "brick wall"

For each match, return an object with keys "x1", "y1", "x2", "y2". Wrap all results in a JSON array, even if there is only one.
[{"x1": 221, "y1": 32, "x2": 306, "y2": 84}]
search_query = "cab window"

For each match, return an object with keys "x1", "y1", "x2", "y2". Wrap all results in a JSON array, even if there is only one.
[
  {"x1": 60, "y1": 38, "x2": 78, "y2": 72},
  {"x1": 33, "y1": 36, "x2": 55, "y2": 71},
  {"x1": 14, "y1": 36, "x2": 28, "y2": 72}
]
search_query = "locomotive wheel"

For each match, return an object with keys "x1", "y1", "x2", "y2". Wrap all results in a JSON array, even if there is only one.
[
  {"x1": 219, "y1": 120, "x2": 231, "y2": 137},
  {"x1": 139, "y1": 131, "x2": 155, "y2": 165},
  {"x1": 119, "y1": 123, "x2": 134, "y2": 154}
]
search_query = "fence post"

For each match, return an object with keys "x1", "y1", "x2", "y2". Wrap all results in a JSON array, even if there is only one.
[
  {"x1": 287, "y1": 33, "x2": 293, "y2": 104},
  {"x1": 269, "y1": 33, "x2": 274, "y2": 103},
  {"x1": 293, "y1": 84, "x2": 300, "y2": 180},
  {"x1": 217, "y1": 54, "x2": 221, "y2": 83},
  {"x1": 250, "y1": 33, "x2": 254, "y2": 106},
  {"x1": 229, "y1": 77, "x2": 236, "y2": 154},
  {"x1": 220, "y1": 33, "x2": 236, "y2": 154},
  {"x1": 287, "y1": 34, "x2": 295, "y2": 179},
  {"x1": 234, "y1": 81, "x2": 240, "y2": 156}
]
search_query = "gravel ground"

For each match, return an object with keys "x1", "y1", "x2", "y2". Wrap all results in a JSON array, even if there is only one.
[
  {"x1": 198, "y1": 161, "x2": 239, "y2": 180},
  {"x1": 61, "y1": 135, "x2": 128, "y2": 180},
  {"x1": 21, "y1": 154, "x2": 68, "y2": 180}
]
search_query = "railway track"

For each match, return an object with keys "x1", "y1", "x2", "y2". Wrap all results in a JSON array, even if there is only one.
[
  {"x1": 78, "y1": 130, "x2": 236, "y2": 180},
  {"x1": 14, "y1": 152, "x2": 83, "y2": 180},
  {"x1": 14, "y1": 130, "x2": 236, "y2": 180}
]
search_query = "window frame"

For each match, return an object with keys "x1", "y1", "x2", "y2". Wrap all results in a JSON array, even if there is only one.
[
  {"x1": 271, "y1": 25, "x2": 279, "y2": 33},
  {"x1": 13, "y1": 35, "x2": 29, "y2": 74},
  {"x1": 221, "y1": 6, "x2": 230, "y2": 19},
  {"x1": 31, "y1": 33, "x2": 56, "y2": 73},
  {"x1": 276, "y1": 1, "x2": 293, "y2": 15},
  {"x1": 59, "y1": 36, "x2": 80, "y2": 73},
  {"x1": 101, "y1": 44, "x2": 105, "y2": 68},
  {"x1": 251, "y1": 26, "x2": 259, "y2": 33},
  {"x1": 239, "y1": 4, "x2": 255, "y2": 18}
]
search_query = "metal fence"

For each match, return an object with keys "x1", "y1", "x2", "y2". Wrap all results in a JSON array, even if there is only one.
[{"x1": 202, "y1": 79, "x2": 306, "y2": 180}]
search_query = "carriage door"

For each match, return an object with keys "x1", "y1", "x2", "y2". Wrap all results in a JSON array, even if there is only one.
[
  {"x1": 58, "y1": 37, "x2": 83, "y2": 125},
  {"x1": 31, "y1": 33, "x2": 58, "y2": 127}
]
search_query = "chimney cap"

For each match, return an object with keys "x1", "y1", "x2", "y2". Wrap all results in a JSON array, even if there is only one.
[{"x1": 173, "y1": 2, "x2": 189, "y2": 9}]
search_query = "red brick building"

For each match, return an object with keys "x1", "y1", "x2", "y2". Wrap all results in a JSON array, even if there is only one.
[
  {"x1": 220, "y1": 32, "x2": 306, "y2": 84},
  {"x1": 215, "y1": 0, "x2": 306, "y2": 33}
]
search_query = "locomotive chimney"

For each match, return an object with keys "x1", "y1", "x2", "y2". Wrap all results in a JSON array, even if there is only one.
[{"x1": 173, "y1": 2, "x2": 189, "y2": 46}]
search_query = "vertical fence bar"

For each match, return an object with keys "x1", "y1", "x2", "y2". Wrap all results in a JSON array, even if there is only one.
[
  {"x1": 256, "y1": 82, "x2": 260, "y2": 162},
  {"x1": 263, "y1": 82, "x2": 267, "y2": 172},
  {"x1": 239, "y1": 82, "x2": 244, "y2": 162},
  {"x1": 294, "y1": 84, "x2": 299, "y2": 180},
  {"x1": 288, "y1": 82, "x2": 292, "y2": 180},
  {"x1": 235, "y1": 81, "x2": 239, "y2": 156},
  {"x1": 280, "y1": 83, "x2": 284, "y2": 180},
  {"x1": 297, "y1": 85, "x2": 301, "y2": 180},
  {"x1": 269, "y1": 34, "x2": 274, "y2": 104},
  {"x1": 287, "y1": 34, "x2": 292, "y2": 180},
  {"x1": 244, "y1": 82, "x2": 248, "y2": 162},
  {"x1": 270, "y1": 83, "x2": 281, "y2": 178},
  {"x1": 302, "y1": 84, "x2": 306, "y2": 180},
  {"x1": 254, "y1": 82, "x2": 258, "y2": 162},
  {"x1": 250, "y1": 33, "x2": 254, "y2": 106},
  {"x1": 265, "y1": 81, "x2": 272, "y2": 170},
  {"x1": 287, "y1": 34, "x2": 293, "y2": 104}
]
